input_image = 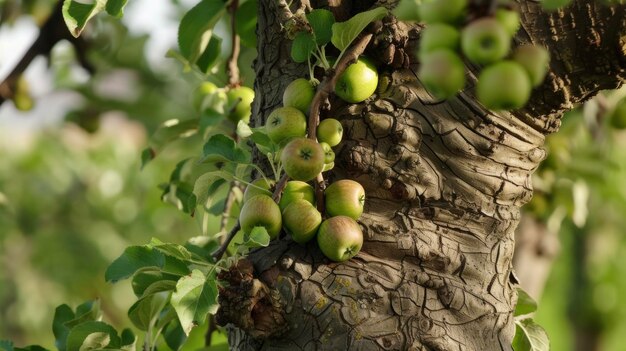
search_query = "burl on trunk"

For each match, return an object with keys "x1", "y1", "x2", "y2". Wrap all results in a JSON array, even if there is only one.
[{"x1": 216, "y1": 1, "x2": 626, "y2": 350}]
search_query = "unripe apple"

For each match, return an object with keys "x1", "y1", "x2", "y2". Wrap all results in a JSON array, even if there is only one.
[
  {"x1": 461, "y1": 18, "x2": 511, "y2": 65},
  {"x1": 282, "y1": 199, "x2": 322, "y2": 244},
  {"x1": 392, "y1": 0, "x2": 421, "y2": 21},
  {"x1": 239, "y1": 194, "x2": 282, "y2": 239},
  {"x1": 418, "y1": 49, "x2": 466, "y2": 99},
  {"x1": 317, "y1": 216, "x2": 363, "y2": 262},
  {"x1": 512, "y1": 45, "x2": 550, "y2": 87},
  {"x1": 243, "y1": 178, "x2": 275, "y2": 203},
  {"x1": 419, "y1": 23, "x2": 460, "y2": 55},
  {"x1": 495, "y1": 8, "x2": 521, "y2": 37},
  {"x1": 324, "y1": 179, "x2": 365, "y2": 220},
  {"x1": 477, "y1": 61, "x2": 531, "y2": 110},
  {"x1": 323, "y1": 162, "x2": 335, "y2": 172},
  {"x1": 281, "y1": 137, "x2": 325, "y2": 181},
  {"x1": 226, "y1": 86, "x2": 255, "y2": 123},
  {"x1": 265, "y1": 107, "x2": 307, "y2": 145},
  {"x1": 317, "y1": 118, "x2": 343, "y2": 147},
  {"x1": 279, "y1": 180, "x2": 315, "y2": 211},
  {"x1": 283, "y1": 78, "x2": 315, "y2": 114},
  {"x1": 335, "y1": 58, "x2": 378, "y2": 104},
  {"x1": 610, "y1": 98, "x2": 626, "y2": 129},
  {"x1": 418, "y1": 0, "x2": 467, "y2": 24},
  {"x1": 320, "y1": 142, "x2": 335, "y2": 164}
]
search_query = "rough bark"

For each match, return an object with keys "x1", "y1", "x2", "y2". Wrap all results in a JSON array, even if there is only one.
[{"x1": 216, "y1": 1, "x2": 626, "y2": 350}]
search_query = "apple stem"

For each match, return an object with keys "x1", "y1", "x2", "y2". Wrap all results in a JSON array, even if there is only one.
[{"x1": 227, "y1": 0, "x2": 241, "y2": 86}]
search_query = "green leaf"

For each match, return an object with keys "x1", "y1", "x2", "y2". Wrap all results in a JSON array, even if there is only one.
[
  {"x1": 131, "y1": 268, "x2": 179, "y2": 297},
  {"x1": 243, "y1": 226, "x2": 270, "y2": 248},
  {"x1": 250, "y1": 130, "x2": 276, "y2": 155},
  {"x1": 161, "y1": 181, "x2": 198, "y2": 215},
  {"x1": 162, "y1": 319, "x2": 186, "y2": 351},
  {"x1": 515, "y1": 288, "x2": 538, "y2": 317},
  {"x1": 178, "y1": 0, "x2": 227, "y2": 64},
  {"x1": 128, "y1": 292, "x2": 169, "y2": 331},
  {"x1": 331, "y1": 7, "x2": 387, "y2": 51},
  {"x1": 200, "y1": 134, "x2": 250, "y2": 164},
  {"x1": 171, "y1": 270, "x2": 218, "y2": 335},
  {"x1": 150, "y1": 238, "x2": 194, "y2": 261},
  {"x1": 0, "y1": 340, "x2": 14, "y2": 351},
  {"x1": 307, "y1": 9, "x2": 335, "y2": 45},
  {"x1": 291, "y1": 31, "x2": 316, "y2": 63},
  {"x1": 105, "y1": 0, "x2": 128, "y2": 17},
  {"x1": 62, "y1": 0, "x2": 105, "y2": 37},
  {"x1": 194, "y1": 173, "x2": 229, "y2": 209},
  {"x1": 105, "y1": 246, "x2": 166, "y2": 283},
  {"x1": 63, "y1": 301, "x2": 101, "y2": 331},
  {"x1": 236, "y1": 120, "x2": 253, "y2": 138},
  {"x1": 145, "y1": 119, "x2": 199, "y2": 164},
  {"x1": 196, "y1": 35, "x2": 223, "y2": 73},
  {"x1": 52, "y1": 304, "x2": 75, "y2": 351},
  {"x1": 119, "y1": 329, "x2": 136, "y2": 351},
  {"x1": 66, "y1": 321, "x2": 120, "y2": 351},
  {"x1": 236, "y1": 0, "x2": 258, "y2": 48},
  {"x1": 140, "y1": 148, "x2": 156, "y2": 170},
  {"x1": 513, "y1": 319, "x2": 550, "y2": 351}
]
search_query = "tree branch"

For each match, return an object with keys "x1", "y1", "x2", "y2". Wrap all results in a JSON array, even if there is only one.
[{"x1": 0, "y1": 1, "x2": 92, "y2": 106}]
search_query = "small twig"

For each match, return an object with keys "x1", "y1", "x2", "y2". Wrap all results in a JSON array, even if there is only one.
[
  {"x1": 306, "y1": 34, "x2": 373, "y2": 211},
  {"x1": 227, "y1": 0, "x2": 241, "y2": 86},
  {"x1": 272, "y1": 174, "x2": 290, "y2": 202},
  {"x1": 219, "y1": 181, "x2": 239, "y2": 234},
  {"x1": 213, "y1": 221, "x2": 241, "y2": 261},
  {"x1": 306, "y1": 33, "x2": 373, "y2": 138}
]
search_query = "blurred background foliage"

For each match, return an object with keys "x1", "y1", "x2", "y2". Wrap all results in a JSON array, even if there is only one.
[{"x1": 1, "y1": 1, "x2": 626, "y2": 350}]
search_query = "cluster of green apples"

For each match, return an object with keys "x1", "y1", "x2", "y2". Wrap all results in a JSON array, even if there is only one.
[
  {"x1": 238, "y1": 177, "x2": 365, "y2": 262},
  {"x1": 235, "y1": 70, "x2": 375, "y2": 262},
  {"x1": 416, "y1": 0, "x2": 550, "y2": 110}
]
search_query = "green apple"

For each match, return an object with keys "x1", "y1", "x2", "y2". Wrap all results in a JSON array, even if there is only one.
[
  {"x1": 335, "y1": 58, "x2": 379, "y2": 104},
  {"x1": 324, "y1": 179, "x2": 365, "y2": 220},
  {"x1": 477, "y1": 61, "x2": 532, "y2": 110},
  {"x1": 323, "y1": 162, "x2": 335, "y2": 172},
  {"x1": 461, "y1": 18, "x2": 511, "y2": 65},
  {"x1": 513, "y1": 45, "x2": 550, "y2": 87},
  {"x1": 317, "y1": 216, "x2": 363, "y2": 262},
  {"x1": 317, "y1": 118, "x2": 343, "y2": 147},
  {"x1": 265, "y1": 107, "x2": 307, "y2": 145},
  {"x1": 495, "y1": 8, "x2": 521, "y2": 36},
  {"x1": 281, "y1": 137, "x2": 325, "y2": 181},
  {"x1": 282, "y1": 199, "x2": 322, "y2": 244},
  {"x1": 239, "y1": 194, "x2": 282, "y2": 239},
  {"x1": 541, "y1": 0, "x2": 572, "y2": 11},
  {"x1": 418, "y1": 0, "x2": 467, "y2": 24},
  {"x1": 610, "y1": 98, "x2": 626, "y2": 129},
  {"x1": 392, "y1": 0, "x2": 421, "y2": 21},
  {"x1": 243, "y1": 178, "x2": 275, "y2": 203},
  {"x1": 226, "y1": 86, "x2": 255, "y2": 123},
  {"x1": 320, "y1": 142, "x2": 335, "y2": 164},
  {"x1": 279, "y1": 180, "x2": 315, "y2": 212},
  {"x1": 283, "y1": 78, "x2": 315, "y2": 114},
  {"x1": 418, "y1": 49, "x2": 466, "y2": 99},
  {"x1": 419, "y1": 23, "x2": 460, "y2": 55}
]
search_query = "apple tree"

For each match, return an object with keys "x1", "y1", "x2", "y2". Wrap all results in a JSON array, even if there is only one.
[{"x1": 1, "y1": 0, "x2": 626, "y2": 350}]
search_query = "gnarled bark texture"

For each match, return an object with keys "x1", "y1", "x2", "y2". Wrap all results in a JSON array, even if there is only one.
[{"x1": 216, "y1": 1, "x2": 626, "y2": 350}]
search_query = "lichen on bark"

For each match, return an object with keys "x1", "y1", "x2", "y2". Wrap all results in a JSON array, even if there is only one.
[{"x1": 216, "y1": 1, "x2": 626, "y2": 350}]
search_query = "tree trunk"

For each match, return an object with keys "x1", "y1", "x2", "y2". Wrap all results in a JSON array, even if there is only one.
[{"x1": 216, "y1": 1, "x2": 626, "y2": 350}]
